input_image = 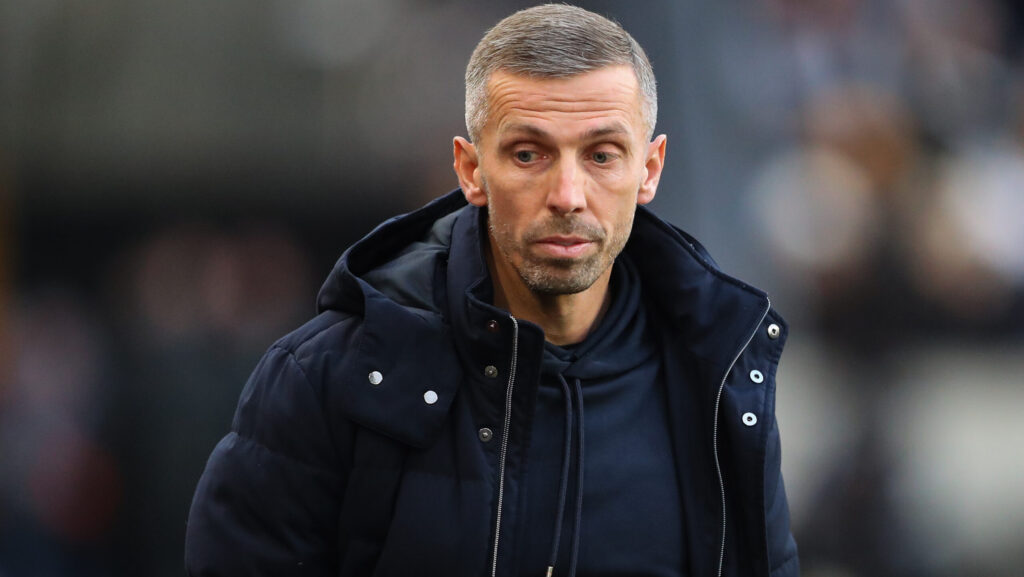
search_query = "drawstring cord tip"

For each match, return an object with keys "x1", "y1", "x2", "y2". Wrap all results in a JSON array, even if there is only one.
[{"x1": 546, "y1": 567, "x2": 554, "y2": 577}]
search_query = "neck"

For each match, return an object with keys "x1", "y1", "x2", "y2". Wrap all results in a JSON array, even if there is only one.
[{"x1": 487, "y1": 253, "x2": 613, "y2": 348}]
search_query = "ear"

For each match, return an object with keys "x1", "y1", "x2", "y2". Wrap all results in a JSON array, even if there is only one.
[
  {"x1": 637, "y1": 134, "x2": 667, "y2": 205},
  {"x1": 453, "y1": 137, "x2": 487, "y2": 207}
]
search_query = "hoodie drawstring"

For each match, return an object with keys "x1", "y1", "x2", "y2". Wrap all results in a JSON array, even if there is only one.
[
  {"x1": 547, "y1": 376, "x2": 585, "y2": 577},
  {"x1": 568, "y1": 378, "x2": 585, "y2": 577}
]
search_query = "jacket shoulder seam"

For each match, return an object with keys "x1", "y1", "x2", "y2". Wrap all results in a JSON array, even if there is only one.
[
  {"x1": 261, "y1": 344, "x2": 345, "y2": 470},
  {"x1": 278, "y1": 310, "x2": 360, "y2": 360}
]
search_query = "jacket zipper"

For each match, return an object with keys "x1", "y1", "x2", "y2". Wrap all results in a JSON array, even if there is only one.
[
  {"x1": 490, "y1": 315, "x2": 520, "y2": 577},
  {"x1": 713, "y1": 299, "x2": 771, "y2": 577}
]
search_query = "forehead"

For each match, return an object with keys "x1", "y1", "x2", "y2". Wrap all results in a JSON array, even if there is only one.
[{"x1": 483, "y1": 66, "x2": 644, "y2": 140}]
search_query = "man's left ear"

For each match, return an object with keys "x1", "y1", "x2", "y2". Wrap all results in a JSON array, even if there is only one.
[{"x1": 637, "y1": 134, "x2": 667, "y2": 205}]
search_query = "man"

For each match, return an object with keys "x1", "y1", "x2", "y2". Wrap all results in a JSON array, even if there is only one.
[{"x1": 185, "y1": 5, "x2": 799, "y2": 577}]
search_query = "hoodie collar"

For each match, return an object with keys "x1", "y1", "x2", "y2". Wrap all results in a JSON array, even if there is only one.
[{"x1": 541, "y1": 253, "x2": 655, "y2": 380}]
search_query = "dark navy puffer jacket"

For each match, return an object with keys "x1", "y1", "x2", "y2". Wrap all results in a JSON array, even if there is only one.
[{"x1": 185, "y1": 190, "x2": 800, "y2": 577}]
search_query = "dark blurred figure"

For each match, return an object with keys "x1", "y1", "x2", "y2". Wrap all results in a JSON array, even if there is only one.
[
  {"x1": 0, "y1": 159, "x2": 12, "y2": 398},
  {"x1": 0, "y1": 289, "x2": 121, "y2": 577},
  {"x1": 105, "y1": 222, "x2": 313, "y2": 577}
]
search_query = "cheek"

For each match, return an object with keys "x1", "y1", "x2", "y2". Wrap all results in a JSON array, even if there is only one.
[
  {"x1": 484, "y1": 194, "x2": 520, "y2": 239},
  {"x1": 486, "y1": 182, "x2": 535, "y2": 229},
  {"x1": 592, "y1": 176, "x2": 640, "y2": 213},
  {"x1": 590, "y1": 163, "x2": 631, "y2": 184},
  {"x1": 601, "y1": 197, "x2": 640, "y2": 240},
  {"x1": 587, "y1": 165, "x2": 644, "y2": 211}
]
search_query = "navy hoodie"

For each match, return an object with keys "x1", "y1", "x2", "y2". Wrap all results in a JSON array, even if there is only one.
[{"x1": 522, "y1": 254, "x2": 685, "y2": 576}]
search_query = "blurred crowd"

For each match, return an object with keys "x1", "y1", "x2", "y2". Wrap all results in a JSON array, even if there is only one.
[
  {"x1": 1, "y1": 1, "x2": 1023, "y2": 576},
  {"x1": 1, "y1": 222, "x2": 315, "y2": 575},
  {"x1": 717, "y1": 2, "x2": 1024, "y2": 576},
  {"x1": 741, "y1": 0, "x2": 1024, "y2": 342}
]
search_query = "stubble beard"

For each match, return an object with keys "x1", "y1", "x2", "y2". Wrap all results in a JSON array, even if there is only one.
[{"x1": 486, "y1": 201, "x2": 633, "y2": 297}]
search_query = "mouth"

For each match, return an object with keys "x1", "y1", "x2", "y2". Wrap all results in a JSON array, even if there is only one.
[{"x1": 534, "y1": 235, "x2": 596, "y2": 258}]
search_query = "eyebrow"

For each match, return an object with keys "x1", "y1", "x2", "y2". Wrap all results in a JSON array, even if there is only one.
[
  {"x1": 497, "y1": 122, "x2": 633, "y2": 142},
  {"x1": 498, "y1": 123, "x2": 551, "y2": 141},
  {"x1": 581, "y1": 123, "x2": 631, "y2": 141}
]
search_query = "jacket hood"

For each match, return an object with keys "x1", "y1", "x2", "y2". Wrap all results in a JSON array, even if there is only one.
[
  {"x1": 316, "y1": 191, "x2": 468, "y2": 316},
  {"x1": 312, "y1": 192, "x2": 469, "y2": 449}
]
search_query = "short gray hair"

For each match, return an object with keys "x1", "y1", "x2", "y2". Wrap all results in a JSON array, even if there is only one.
[{"x1": 464, "y1": 4, "x2": 657, "y2": 143}]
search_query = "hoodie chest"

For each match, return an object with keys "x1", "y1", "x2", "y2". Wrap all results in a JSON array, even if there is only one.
[{"x1": 518, "y1": 361, "x2": 686, "y2": 576}]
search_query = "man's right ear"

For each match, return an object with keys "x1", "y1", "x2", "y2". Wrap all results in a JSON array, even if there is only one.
[{"x1": 453, "y1": 137, "x2": 487, "y2": 207}]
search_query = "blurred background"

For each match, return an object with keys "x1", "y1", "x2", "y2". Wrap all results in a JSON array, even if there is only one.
[{"x1": 1, "y1": 0, "x2": 1023, "y2": 575}]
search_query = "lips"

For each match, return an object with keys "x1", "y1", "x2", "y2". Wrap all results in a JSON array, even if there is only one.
[{"x1": 534, "y1": 235, "x2": 595, "y2": 258}]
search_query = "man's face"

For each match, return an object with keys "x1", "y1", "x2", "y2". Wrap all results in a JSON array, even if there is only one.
[{"x1": 455, "y1": 65, "x2": 666, "y2": 296}]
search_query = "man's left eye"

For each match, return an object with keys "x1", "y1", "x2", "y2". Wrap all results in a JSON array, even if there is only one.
[
  {"x1": 592, "y1": 151, "x2": 613, "y2": 164},
  {"x1": 514, "y1": 150, "x2": 536, "y2": 163}
]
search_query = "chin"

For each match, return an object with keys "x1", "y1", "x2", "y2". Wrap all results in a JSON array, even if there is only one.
[
  {"x1": 528, "y1": 282, "x2": 592, "y2": 296},
  {"x1": 519, "y1": 264, "x2": 604, "y2": 296}
]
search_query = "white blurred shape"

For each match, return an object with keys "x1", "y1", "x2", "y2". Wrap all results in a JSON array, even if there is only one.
[
  {"x1": 936, "y1": 142, "x2": 1024, "y2": 282},
  {"x1": 749, "y1": 147, "x2": 879, "y2": 270},
  {"x1": 888, "y1": 345, "x2": 1024, "y2": 566}
]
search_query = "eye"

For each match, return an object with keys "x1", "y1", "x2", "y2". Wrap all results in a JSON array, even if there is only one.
[
  {"x1": 592, "y1": 151, "x2": 611, "y2": 164},
  {"x1": 514, "y1": 150, "x2": 538, "y2": 163}
]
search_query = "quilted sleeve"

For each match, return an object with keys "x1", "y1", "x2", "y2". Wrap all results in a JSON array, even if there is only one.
[{"x1": 185, "y1": 345, "x2": 347, "y2": 576}]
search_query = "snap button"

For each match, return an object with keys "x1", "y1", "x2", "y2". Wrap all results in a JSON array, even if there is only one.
[
  {"x1": 423, "y1": 390, "x2": 439, "y2": 405},
  {"x1": 742, "y1": 412, "x2": 758, "y2": 426},
  {"x1": 368, "y1": 371, "x2": 383, "y2": 385},
  {"x1": 478, "y1": 427, "x2": 494, "y2": 442},
  {"x1": 767, "y1": 323, "x2": 780, "y2": 339},
  {"x1": 486, "y1": 319, "x2": 500, "y2": 333},
  {"x1": 749, "y1": 370, "x2": 764, "y2": 383},
  {"x1": 484, "y1": 365, "x2": 499, "y2": 378}
]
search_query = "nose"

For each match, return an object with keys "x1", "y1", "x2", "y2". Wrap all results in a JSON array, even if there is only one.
[{"x1": 546, "y1": 157, "x2": 586, "y2": 215}]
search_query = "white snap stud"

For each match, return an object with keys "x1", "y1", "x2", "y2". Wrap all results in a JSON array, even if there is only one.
[
  {"x1": 368, "y1": 371, "x2": 383, "y2": 385},
  {"x1": 749, "y1": 370, "x2": 764, "y2": 383},
  {"x1": 742, "y1": 412, "x2": 758, "y2": 426},
  {"x1": 484, "y1": 365, "x2": 499, "y2": 378},
  {"x1": 423, "y1": 390, "x2": 439, "y2": 405},
  {"x1": 767, "y1": 323, "x2": 781, "y2": 339},
  {"x1": 478, "y1": 427, "x2": 494, "y2": 442}
]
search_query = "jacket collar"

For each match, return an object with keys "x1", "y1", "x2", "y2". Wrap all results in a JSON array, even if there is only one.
[
  {"x1": 438, "y1": 189, "x2": 776, "y2": 375},
  {"x1": 314, "y1": 190, "x2": 780, "y2": 447},
  {"x1": 444, "y1": 202, "x2": 546, "y2": 374},
  {"x1": 623, "y1": 206, "x2": 774, "y2": 373}
]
